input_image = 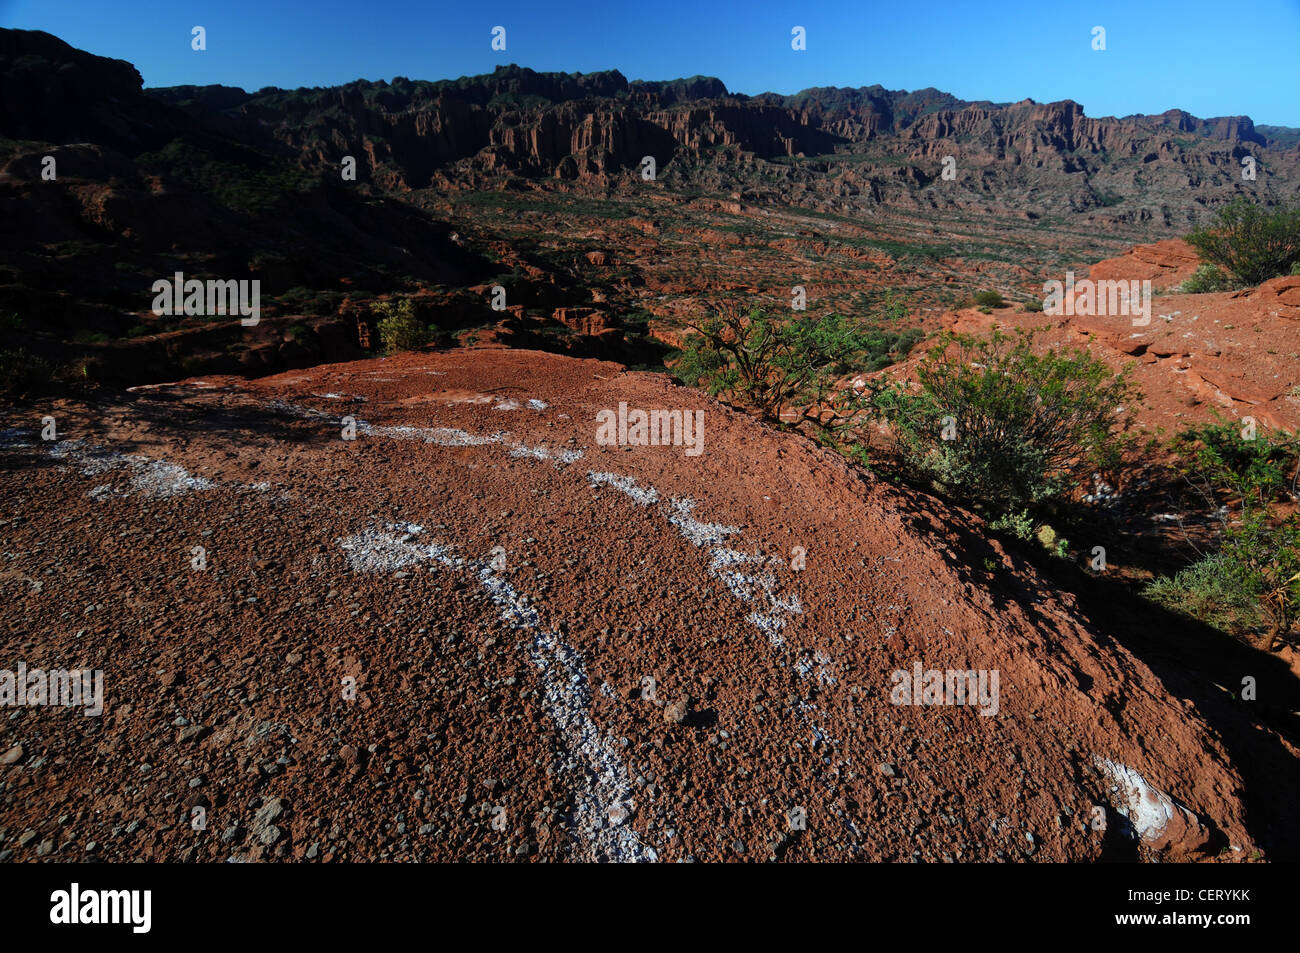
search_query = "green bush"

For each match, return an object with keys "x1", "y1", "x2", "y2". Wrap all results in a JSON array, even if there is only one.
[
  {"x1": 990, "y1": 509, "x2": 1034, "y2": 541},
  {"x1": 1170, "y1": 419, "x2": 1300, "y2": 508},
  {"x1": 673, "y1": 298, "x2": 919, "y2": 431},
  {"x1": 1157, "y1": 419, "x2": 1300, "y2": 648},
  {"x1": 1145, "y1": 552, "x2": 1265, "y2": 635},
  {"x1": 1186, "y1": 199, "x2": 1300, "y2": 285},
  {"x1": 1221, "y1": 511, "x2": 1300, "y2": 647},
  {"x1": 872, "y1": 327, "x2": 1140, "y2": 513},
  {"x1": 1036, "y1": 523, "x2": 1069, "y2": 557},
  {"x1": 136, "y1": 137, "x2": 317, "y2": 216},
  {"x1": 974, "y1": 290, "x2": 1005, "y2": 309},
  {"x1": 375, "y1": 299, "x2": 432, "y2": 354},
  {"x1": 1179, "y1": 263, "x2": 1233, "y2": 294},
  {"x1": 1021, "y1": 298, "x2": 1044, "y2": 313}
]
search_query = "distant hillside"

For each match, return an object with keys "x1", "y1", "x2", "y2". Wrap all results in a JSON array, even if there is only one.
[
  {"x1": 3, "y1": 26, "x2": 1300, "y2": 388},
  {"x1": 141, "y1": 61, "x2": 1300, "y2": 226}
]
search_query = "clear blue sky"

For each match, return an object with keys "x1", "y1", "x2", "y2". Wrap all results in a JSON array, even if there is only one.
[{"x1": 4, "y1": 0, "x2": 1298, "y2": 126}]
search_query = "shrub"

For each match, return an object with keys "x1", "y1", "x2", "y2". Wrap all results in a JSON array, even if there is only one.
[
  {"x1": 1186, "y1": 199, "x2": 1300, "y2": 285},
  {"x1": 1036, "y1": 523, "x2": 1063, "y2": 553},
  {"x1": 974, "y1": 290, "x2": 1004, "y2": 309},
  {"x1": 0, "y1": 348, "x2": 53, "y2": 395},
  {"x1": 1170, "y1": 419, "x2": 1300, "y2": 509},
  {"x1": 1022, "y1": 298, "x2": 1044, "y2": 313},
  {"x1": 1157, "y1": 419, "x2": 1300, "y2": 648},
  {"x1": 673, "y1": 298, "x2": 919, "y2": 432},
  {"x1": 1178, "y1": 263, "x2": 1233, "y2": 294},
  {"x1": 1145, "y1": 552, "x2": 1264, "y2": 635},
  {"x1": 1221, "y1": 510, "x2": 1300, "y2": 647},
  {"x1": 990, "y1": 510, "x2": 1034, "y2": 541},
  {"x1": 872, "y1": 327, "x2": 1140, "y2": 513},
  {"x1": 374, "y1": 298, "x2": 432, "y2": 354}
]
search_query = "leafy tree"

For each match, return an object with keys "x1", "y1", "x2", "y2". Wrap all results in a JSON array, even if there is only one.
[
  {"x1": 1186, "y1": 199, "x2": 1300, "y2": 285},
  {"x1": 374, "y1": 298, "x2": 432, "y2": 354},
  {"x1": 672, "y1": 298, "x2": 918, "y2": 434}
]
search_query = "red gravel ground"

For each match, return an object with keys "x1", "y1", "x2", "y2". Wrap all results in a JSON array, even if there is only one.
[{"x1": 1, "y1": 346, "x2": 1296, "y2": 862}]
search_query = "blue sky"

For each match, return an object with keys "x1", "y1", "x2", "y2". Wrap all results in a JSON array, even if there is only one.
[{"x1": 4, "y1": 0, "x2": 1298, "y2": 125}]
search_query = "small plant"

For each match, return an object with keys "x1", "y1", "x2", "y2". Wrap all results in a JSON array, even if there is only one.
[
  {"x1": 374, "y1": 298, "x2": 432, "y2": 355},
  {"x1": 1036, "y1": 523, "x2": 1057, "y2": 549},
  {"x1": 1022, "y1": 298, "x2": 1044, "y2": 313},
  {"x1": 991, "y1": 509, "x2": 1034, "y2": 541},
  {"x1": 1186, "y1": 199, "x2": 1300, "y2": 285},
  {"x1": 1035, "y1": 524, "x2": 1069, "y2": 558},
  {"x1": 1178, "y1": 263, "x2": 1233, "y2": 294},
  {"x1": 973, "y1": 290, "x2": 1004, "y2": 309}
]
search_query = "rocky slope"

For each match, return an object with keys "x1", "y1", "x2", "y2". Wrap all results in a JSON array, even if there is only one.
[
  {"x1": 2, "y1": 348, "x2": 1296, "y2": 861},
  {"x1": 898, "y1": 238, "x2": 1300, "y2": 437}
]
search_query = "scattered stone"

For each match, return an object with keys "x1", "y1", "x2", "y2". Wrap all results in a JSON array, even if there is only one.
[
  {"x1": 255, "y1": 798, "x2": 286, "y2": 829},
  {"x1": 607, "y1": 803, "x2": 631, "y2": 826}
]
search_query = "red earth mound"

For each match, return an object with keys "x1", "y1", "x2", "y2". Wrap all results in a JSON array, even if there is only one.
[{"x1": 3, "y1": 347, "x2": 1295, "y2": 862}]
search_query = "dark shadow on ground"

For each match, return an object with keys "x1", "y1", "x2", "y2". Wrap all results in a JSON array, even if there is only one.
[{"x1": 875, "y1": 476, "x2": 1300, "y2": 861}]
